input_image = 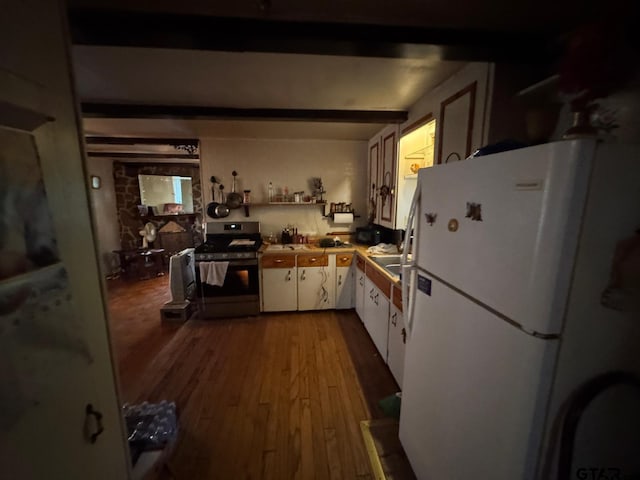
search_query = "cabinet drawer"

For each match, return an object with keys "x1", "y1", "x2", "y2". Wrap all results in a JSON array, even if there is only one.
[
  {"x1": 297, "y1": 254, "x2": 328, "y2": 268},
  {"x1": 262, "y1": 255, "x2": 296, "y2": 268},
  {"x1": 355, "y1": 255, "x2": 365, "y2": 272},
  {"x1": 366, "y1": 266, "x2": 391, "y2": 299},
  {"x1": 335, "y1": 253, "x2": 353, "y2": 267},
  {"x1": 392, "y1": 285, "x2": 403, "y2": 312}
]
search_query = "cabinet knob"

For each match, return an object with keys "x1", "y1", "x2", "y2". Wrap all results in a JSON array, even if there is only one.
[
  {"x1": 301, "y1": 269, "x2": 306, "y2": 281},
  {"x1": 341, "y1": 257, "x2": 348, "y2": 261},
  {"x1": 286, "y1": 271, "x2": 291, "y2": 281},
  {"x1": 401, "y1": 328, "x2": 407, "y2": 344},
  {"x1": 338, "y1": 274, "x2": 342, "y2": 286},
  {"x1": 274, "y1": 259, "x2": 283, "y2": 263},
  {"x1": 391, "y1": 312, "x2": 397, "y2": 326}
]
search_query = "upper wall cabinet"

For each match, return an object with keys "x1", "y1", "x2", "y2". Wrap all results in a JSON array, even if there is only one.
[
  {"x1": 378, "y1": 125, "x2": 399, "y2": 229},
  {"x1": 368, "y1": 124, "x2": 399, "y2": 228},
  {"x1": 366, "y1": 64, "x2": 495, "y2": 231},
  {"x1": 367, "y1": 135, "x2": 380, "y2": 224},
  {"x1": 437, "y1": 81, "x2": 478, "y2": 164}
]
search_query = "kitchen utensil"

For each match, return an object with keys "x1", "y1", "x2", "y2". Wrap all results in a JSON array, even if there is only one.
[
  {"x1": 207, "y1": 176, "x2": 221, "y2": 218},
  {"x1": 226, "y1": 171, "x2": 243, "y2": 209},
  {"x1": 207, "y1": 202, "x2": 220, "y2": 218},
  {"x1": 215, "y1": 202, "x2": 230, "y2": 218}
]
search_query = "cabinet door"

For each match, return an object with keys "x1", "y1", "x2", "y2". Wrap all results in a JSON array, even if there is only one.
[
  {"x1": 262, "y1": 267, "x2": 297, "y2": 311},
  {"x1": 368, "y1": 136, "x2": 380, "y2": 224},
  {"x1": 378, "y1": 125, "x2": 399, "y2": 229},
  {"x1": 437, "y1": 81, "x2": 477, "y2": 164},
  {"x1": 355, "y1": 268, "x2": 366, "y2": 320},
  {"x1": 364, "y1": 278, "x2": 390, "y2": 358},
  {"x1": 335, "y1": 265, "x2": 354, "y2": 309},
  {"x1": 387, "y1": 303, "x2": 406, "y2": 387},
  {"x1": 298, "y1": 266, "x2": 335, "y2": 311}
]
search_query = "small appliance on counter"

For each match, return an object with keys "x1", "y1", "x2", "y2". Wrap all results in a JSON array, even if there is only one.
[
  {"x1": 356, "y1": 225, "x2": 392, "y2": 245},
  {"x1": 281, "y1": 227, "x2": 293, "y2": 244}
]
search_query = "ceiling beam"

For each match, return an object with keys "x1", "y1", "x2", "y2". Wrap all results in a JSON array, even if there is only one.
[
  {"x1": 68, "y1": 8, "x2": 555, "y2": 62},
  {"x1": 86, "y1": 152, "x2": 199, "y2": 159},
  {"x1": 85, "y1": 136, "x2": 199, "y2": 146},
  {"x1": 81, "y1": 103, "x2": 409, "y2": 124}
]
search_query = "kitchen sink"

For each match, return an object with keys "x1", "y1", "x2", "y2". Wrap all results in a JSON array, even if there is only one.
[
  {"x1": 369, "y1": 254, "x2": 402, "y2": 267},
  {"x1": 370, "y1": 254, "x2": 403, "y2": 278},
  {"x1": 383, "y1": 264, "x2": 402, "y2": 277},
  {"x1": 265, "y1": 244, "x2": 307, "y2": 251}
]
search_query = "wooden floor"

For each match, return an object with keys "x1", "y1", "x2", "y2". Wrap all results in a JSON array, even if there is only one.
[{"x1": 106, "y1": 276, "x2": 400, "y2": 479}]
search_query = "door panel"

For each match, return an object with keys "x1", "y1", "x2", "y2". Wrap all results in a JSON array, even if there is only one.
[
  {"x1": 399, "y1": 273, "x2": 557, "y2": 480},
  {"x1": 0, "y1": 1, "x2": 129, "y2": 477},
  {"x1": 416, "y1": 140, "x2": 595, "y2": 334},
  {"x1": 335, "y1": 265, "x2": 353, "y2": 309},
  {"x1": 368, "y1": 139, "x2": 380, "y2": 224},
  {"x1": 262, "y1": 268, "x2": 297, "y2": 311},
  {"x1": 437, "y1": 82, "x2": 476, "y2": 164},
  {"x1": 379, "y1": 129, "x2": 397, "y2": 227}
]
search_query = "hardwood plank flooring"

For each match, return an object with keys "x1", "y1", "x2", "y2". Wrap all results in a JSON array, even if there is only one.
[{"x1": 106, "y1": 276, "x2": 399, "y2": 479}]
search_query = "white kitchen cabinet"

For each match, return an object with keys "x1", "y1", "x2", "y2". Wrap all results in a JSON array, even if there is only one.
[
  {"x1": 367, "y1": 135, "x2": 381, "y2": 224},
  {"x1": 367, "y1": 124, "x2": 401, "y2": 228},
  {"x1": 436, "y1": 81, "x2": 479, "y2": 165},
  {"x1": 363, "y1": 270, "x2": 391, "y2": 359},
  {"x1": 377, "y1": 124, "x2": 399, "y2": 229},
  {"x1": 297, "y1": 254, "x2": 335, "y2": 311},
  {"x1": 335, "y1": 254, "x2": 354, "y2": 309},
  {"x1": 355, "y1": 255, "x2": 366, "y2": 320},
  {"x1": 387, "y1": 289, "x2": 406, "y2": 387},
  {"x1": 261, "y1": 255, "x2": 297, "y2": 311}
]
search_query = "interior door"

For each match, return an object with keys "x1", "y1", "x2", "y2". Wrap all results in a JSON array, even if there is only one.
[{"x1": 0, "y1": 1, "x2": 130, "y2": 478}]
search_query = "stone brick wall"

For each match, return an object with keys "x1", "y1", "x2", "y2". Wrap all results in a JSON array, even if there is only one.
[{"x1": 113, "y1": 162, "x2": 203, "y2": 250}]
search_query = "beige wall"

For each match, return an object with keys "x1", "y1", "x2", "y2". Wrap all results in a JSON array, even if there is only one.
[
  {"x1": 200, "y1": 138, "x2": 368, "y2": 239},
  {"x1": 87, "y1": 157, "x2": 121, "y2": 275}
]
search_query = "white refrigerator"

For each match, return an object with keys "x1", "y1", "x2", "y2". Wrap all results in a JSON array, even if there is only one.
[{"x1": 399, "y1": 139, "x2": 640, "y2": 479}]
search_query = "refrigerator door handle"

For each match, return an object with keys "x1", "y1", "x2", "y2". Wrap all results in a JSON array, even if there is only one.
[
  {"x1": 402, "y1": 264, "x2": 418, "y2": 335},
  {"x1": 402, "y1": 176, "x2": 421, "y2": 336},
  {"x1": 401, "y1": 176, "x2": 421, "y2": 269}
]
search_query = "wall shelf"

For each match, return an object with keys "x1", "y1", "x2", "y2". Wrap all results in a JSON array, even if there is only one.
[
  {"x1": 238, "y1": 201, "x2": 326, "y2": 217},
  {"x1": 249, "y1": 202, "x2": 326, "y2": 206}
]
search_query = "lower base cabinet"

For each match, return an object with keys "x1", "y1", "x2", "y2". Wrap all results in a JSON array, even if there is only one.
[
  {"x1": 355, "y1": 257, "x2": 366, "y2": 320},
  {"x1": 387, "y1": 301, "x2": 406, "y2": 386},
  {"x1": 297, "y1": 254, "x2": 335, "y2": 311},
  {"x1": 363, "y1": 277, "x2": 390, "y2": 359},
  {"x1": 335, "y1": 254, "x2": 354, "y2": 309},
  {"x1": 261, "y1": 255, "x2": 297, "y2": 312}
]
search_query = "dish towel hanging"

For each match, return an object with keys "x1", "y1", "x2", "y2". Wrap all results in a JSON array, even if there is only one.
[{"x1": 198, "y1": 261, "x2": 229, "y2": 287}]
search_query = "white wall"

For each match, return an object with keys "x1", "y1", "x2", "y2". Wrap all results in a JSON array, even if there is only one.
[
  {"x1": 87, "y1": 157, "x2": 121, "y2": 275},
  {"x1": 200, "y1": 138, "x2": 368, "y2": 239}
]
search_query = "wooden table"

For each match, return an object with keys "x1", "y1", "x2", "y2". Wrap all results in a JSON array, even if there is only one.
[{"x1": 114, "y1": 249, "x2": 165, "y2": 280}]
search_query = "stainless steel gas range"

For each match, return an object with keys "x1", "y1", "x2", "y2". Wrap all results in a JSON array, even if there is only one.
[{"x1": 194, "y1": 221, "x2": 262, "y2": 318}]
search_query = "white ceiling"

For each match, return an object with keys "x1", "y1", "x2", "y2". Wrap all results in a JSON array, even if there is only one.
[{"x1": 73, "y1": 47, "x2": 465, "y2": 140}]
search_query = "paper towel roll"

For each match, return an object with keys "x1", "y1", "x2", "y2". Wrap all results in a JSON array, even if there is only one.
[{"x1": 333, "y1": 213, "x2": 354, "y2": 224}]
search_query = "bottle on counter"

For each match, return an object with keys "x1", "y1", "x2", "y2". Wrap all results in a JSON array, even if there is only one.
[{"x1": 268, "y1": 182, "x2": 273, "y2": 202}]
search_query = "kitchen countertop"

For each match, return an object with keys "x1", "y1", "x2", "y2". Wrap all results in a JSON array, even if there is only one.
[{"x1": 259, "y1": 243, "x2": 402, "y2": 284}]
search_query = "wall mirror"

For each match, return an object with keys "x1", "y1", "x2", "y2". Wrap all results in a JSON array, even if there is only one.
[{"x1": 138, "y1": 174, "x2": 194, "y2": 215}]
